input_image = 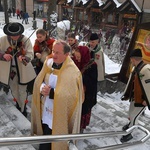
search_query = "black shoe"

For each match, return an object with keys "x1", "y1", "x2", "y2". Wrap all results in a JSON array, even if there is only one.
[
  {"x1": 122, "y1": 124, "x2": 129, "y2": 131},
  {"x1": 22, "y1": 110, "x2": 27, "y2": 118},
  {"x1": 120, "y1": 134, "x2": 133, "y2": 143},
  {"x1": 142, "y1": 111, "x2": 145, "y2": 116},
  {"x1": 16, "y1": 102, "x2": 21, "y2": 111},
  {"x1": 22, "y1": 104, "x2": 27, "y2": 117}
]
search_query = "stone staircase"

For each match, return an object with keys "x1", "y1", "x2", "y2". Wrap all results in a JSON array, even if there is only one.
[
  {"x1": 1, "y1": 80, "x2": 150, "y2": 150},
  {"x1": 77, "y1": 91, "x2": 150, "y2": 150},
  {"x1": 0, "y1": 90, "x2": 37, "y2": 150}
]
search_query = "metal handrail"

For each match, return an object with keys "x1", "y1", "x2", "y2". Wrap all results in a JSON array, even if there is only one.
[
  {"x1": 0, "y1": 125, "x2": 149, "y2": 150},
  {"x1": 0, "y1": 131, "x2": 127, "y2": 146}
]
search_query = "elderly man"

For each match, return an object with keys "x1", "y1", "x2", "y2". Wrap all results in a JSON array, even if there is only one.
[
  {"x1": 121, "y1": 48, "x2": 150, "y2": 142},
  {"x1": 31, "y1": 40, "x2": 84, "y2": 150},
  {"x1": 0, "y1": 22, "x2": 36, "y2": 117},
  {"x1": 88, "y1": 33, "x2": 105, "y2": 82}
]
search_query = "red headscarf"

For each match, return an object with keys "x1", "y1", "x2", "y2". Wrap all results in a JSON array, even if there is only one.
[{"x1": 73, "y1": 46, "x2": 91, "y2": 71}]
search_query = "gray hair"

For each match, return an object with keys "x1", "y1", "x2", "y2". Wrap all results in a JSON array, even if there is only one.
[{"x1": 53, "y1": 40, "x2": 71, "y2": 54}]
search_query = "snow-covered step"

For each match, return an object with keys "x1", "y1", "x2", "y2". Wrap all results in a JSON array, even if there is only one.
[
  {"x1": 1, "y1": 88, "x2": 150, "y2": 150},
  {"x1": 77, "y1": 92, "x2": 150, "y2": 150},
  {"x1": 97, "y1": 92, "x2": 150, "y2": 131},
  {"x1": 0, "y1": 93, "x2": 37, "y2": 150}
]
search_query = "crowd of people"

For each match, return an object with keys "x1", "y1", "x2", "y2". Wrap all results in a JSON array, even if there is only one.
[
  {"x1": 8, "y1": 8, "x2": 30, "y2": 25},
  {"x1": 0, "y1": 21, "x2": 150, "y2": 150}
]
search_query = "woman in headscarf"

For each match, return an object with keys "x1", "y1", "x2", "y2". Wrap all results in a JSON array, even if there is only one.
[{"x1": 72, "y1": 46, "x2": 98, "y2": 132}]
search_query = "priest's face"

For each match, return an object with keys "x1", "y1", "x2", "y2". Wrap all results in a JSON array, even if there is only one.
[{"x1": 52, "y1": 42, "x2": 69, "y2": 64}]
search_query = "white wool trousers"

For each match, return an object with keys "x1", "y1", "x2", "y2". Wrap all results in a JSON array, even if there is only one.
[
  {"x1": 9, "y1": 67, "x2": 27, "y2": 112},
  {"x1": 128, "y1": 100, "x2": 146, "y2": 127}
]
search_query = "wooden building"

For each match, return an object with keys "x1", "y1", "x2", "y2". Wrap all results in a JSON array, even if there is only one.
[
  {"x1": 100, "y1": 0, "x2": 120, "y2": 29},
  {"x1": 57, "y1": 0, "x2": 74, "y2": 21},
  {"x1": 117, "y1": 0, "x2": 142, "y2": 30},
  {"x1": 57, "y1": 0, "x2": 104, "y2": 28},
  {"x1": 57, "y1": 0, "x2": 150, "y2": 31}
]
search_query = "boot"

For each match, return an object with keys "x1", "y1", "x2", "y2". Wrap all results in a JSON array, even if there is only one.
[
  {"x1": 22, "y1": 104, "x2": 27, "y2": 118},
  {"x1": 13, "y1": 98, "x2": 21, "y2": 111},
  {"x1": 142, "y1": 111, "x2": 145, "y2": 116},
  {"x1": 15, "y1": 102, "x2": 21, "y2": 111},
  {"x1": 122, "y1": 124, "x2": 129, "y2": 131},
  {"x1": 120, "y1": 133, "x2": 133, "y2": 143}
]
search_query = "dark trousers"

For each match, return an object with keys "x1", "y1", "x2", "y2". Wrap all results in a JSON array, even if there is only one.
[{"x1": 39, "y1": 123, "x2": 52, "y2": 150}]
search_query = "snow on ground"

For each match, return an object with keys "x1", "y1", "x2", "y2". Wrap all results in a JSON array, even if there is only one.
[
  {"x1": 0, "y1": 12, "x2": 121, "y2": 75},
  {"x1": 104, "y1": 54, "x2": 121, "y2": 74},
  {"x1": 0, "y1": 12, "x2": 150, "y2": 150},
  {"x1": 77, "y1": 92, "x2": 150, "y2": 150}
]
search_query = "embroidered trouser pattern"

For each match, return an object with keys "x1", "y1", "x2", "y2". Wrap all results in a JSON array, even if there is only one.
[{"x1": 9, "y1": 68, "x2": 27, "y2": 112}]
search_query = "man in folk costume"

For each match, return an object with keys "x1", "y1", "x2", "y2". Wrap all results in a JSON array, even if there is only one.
[
  {"x1": 31, "y1": 40, "x2": 84, "y2": 150},
  {"x1": 0, "y1": 22, "x2": 36, "y2": 117},
  {"x1": 88, "y1": 33, "x2": 105, "y2": 82},
  {"x1": 121, "y1": 48, "x2": 150, "y2": 143}
]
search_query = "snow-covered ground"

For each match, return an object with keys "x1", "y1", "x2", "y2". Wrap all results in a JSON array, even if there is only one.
[{"x1": 0, "y1": 12, "x2": 150, "y2": 150}]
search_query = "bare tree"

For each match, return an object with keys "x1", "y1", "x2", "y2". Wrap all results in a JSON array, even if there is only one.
[
  {"x1": 47, "y1": 0, "x2": 56, "y2": 31},
  {"x1": 0, "y1": 0, "x2": 3, "y2": 11},
  {"x1": 12, "y1": 0, "x2": 16, "y2": 8},
  {"x1": 23, "y1": 0, "x2": 26, "y2": 12},
  {"x1": 3, "y1": 0, "x2": 9, "y2": 24}
]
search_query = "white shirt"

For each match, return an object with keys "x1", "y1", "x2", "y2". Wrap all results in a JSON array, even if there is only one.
[{"x1": 41, "y1": 58, "x2": 57, "y2": 129}]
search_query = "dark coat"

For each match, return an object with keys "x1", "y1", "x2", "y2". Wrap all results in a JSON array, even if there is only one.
[{"x1": 82, "y1": 61, "x2": 98, "y2": 114}]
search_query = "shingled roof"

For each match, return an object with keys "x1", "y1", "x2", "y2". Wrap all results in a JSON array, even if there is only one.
[
  {"x1": 74, "y1": 0, "x2": 93, "y2": 8},
  {"x1": 117, "y1": 0, "x2": 142, "y2": 14},
  {"x1": 101, "y1": 0, "x2": 117, "y2": 12}
]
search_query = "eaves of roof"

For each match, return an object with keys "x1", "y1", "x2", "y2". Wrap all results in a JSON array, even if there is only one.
[
  {"x1": 117, "y1": 0, "x2": 141, "y2": 14},
  {"x1": 101, "y1": 0, "x2": 116, "y2": 12}
]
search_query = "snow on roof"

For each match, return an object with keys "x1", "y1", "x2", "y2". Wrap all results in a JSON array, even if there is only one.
[
  {"x1": 113, "y1": 0, "x2": 122, "y2": 8},
  {"x1": 82, "y1": 0, "x2": 88, "y2": 5},
  {"x1": 57, "y1": 20, "x2": 70, "y2": 30},
  {"x1": 131, "y1": 0, "x2": 142, "y2": 13},
  {"x1": 97, "y1": 0, "x2": 105, "y2": 6},
  {"x1": 67, "y1": 0, "x2": 72, "y2": 3}
]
